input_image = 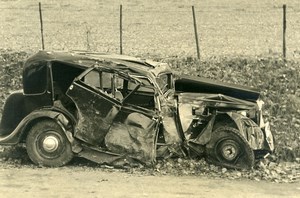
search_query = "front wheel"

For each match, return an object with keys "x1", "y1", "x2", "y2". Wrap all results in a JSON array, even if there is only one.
[
  {"x1": 26, "y1": 120, "x2": 74, "y2": 167},
  {"x1": 205, "y1": 126, "x2": 254, "y2": 169}
]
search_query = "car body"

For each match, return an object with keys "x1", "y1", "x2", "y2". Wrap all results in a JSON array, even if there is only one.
[{"x1": 0, "y1": 51, "x2": 274, "y2": 169}]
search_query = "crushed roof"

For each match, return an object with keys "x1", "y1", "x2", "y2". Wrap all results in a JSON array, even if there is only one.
[{"x1": 24, "y1": 51, "x2": 172, "y2": 77}]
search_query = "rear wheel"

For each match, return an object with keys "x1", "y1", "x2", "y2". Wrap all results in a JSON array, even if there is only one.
[
  {"x1": 206, "y1": 126, "x2": 254, "y2": 169},
  {"x1": 26, "y1": 120, "x2": 73, "y2": 167}
]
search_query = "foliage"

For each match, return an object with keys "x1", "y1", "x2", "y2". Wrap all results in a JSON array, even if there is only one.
[
  {"x1": 0, "y1": 50, "x2": 299, "y2": 182},
  {"x1": 0, "y1": 50, "x2": 27, "y2": 117}
]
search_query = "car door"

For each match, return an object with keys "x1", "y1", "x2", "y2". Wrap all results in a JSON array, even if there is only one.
[
  {"x1": 67, "y1": 67, "x2": 160, "y2": 164},
  {"x1": 66, "y1": 68, "x2": 122, "y2": 146},
  {"x1": 104, "y1": 74, "x2": 160, "y2": 165}
]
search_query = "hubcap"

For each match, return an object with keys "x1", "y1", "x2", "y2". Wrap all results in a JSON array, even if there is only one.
[
  {"x1": 222, "y1": 145, "x2": 237, "y2": 160},
  {"x1": 219, "y1": 140, "x2": 240, "y2": 161},
  {"x1": 42, "y1": 135, "x2": 59, "y2": 152}
]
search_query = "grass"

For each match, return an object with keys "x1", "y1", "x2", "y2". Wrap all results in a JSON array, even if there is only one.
[{"x1": 1, "y1": 0, "x2": 300, "y2": 59}]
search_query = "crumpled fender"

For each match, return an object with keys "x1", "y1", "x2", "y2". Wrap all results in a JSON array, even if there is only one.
[
  {"x1": 189, "y1": 112, "x2": 266, "y2": 151},
  {"x1": 226, "y1": 112, "x2": 265, "y2": 150}
]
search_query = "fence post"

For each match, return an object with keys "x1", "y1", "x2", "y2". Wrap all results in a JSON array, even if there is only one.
[
  {"x1": 86, "y1": 27, "x2": 91, "y2": 51},
  {"x1": 120, "y1": 5, "x2": 123, "y2": 55},
  {"x1": 192, "y1": 6, "x2": 200, "y2": 60},
  {"x1": 39, "y1": 2, "x2": 45, "y2": 50},
  {"x1": 283, "y1": 4, "x2": 287, "y2": 62}
]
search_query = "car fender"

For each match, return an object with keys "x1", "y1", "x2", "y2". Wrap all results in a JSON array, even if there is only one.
[
  {"x1": 189, "y1": 112, "x2": 265, "y2": 151},
  {"x1": 0, "y1": 90, "x2": 25, "y2": 136},
  {"x1": 0, "y1": 109, "x2": 74, "y2": 146},
  {"x1": 225, "y1": 112, "x2": 265, "y2": 150}
]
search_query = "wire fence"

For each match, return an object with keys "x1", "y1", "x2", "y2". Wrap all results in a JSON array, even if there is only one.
[{"x1": 1, "y1": 0, "x2": 300, "y2": 60}]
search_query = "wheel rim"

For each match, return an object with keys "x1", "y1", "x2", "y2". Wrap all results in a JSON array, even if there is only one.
[
  {"x1": 36, "y1": 131, "x2": 66, "y2": 159},
  {"x1": 42, "y1": 134, "x2": 59, "y2": 152},
  {"x1": 217, "y1": 139, "x2": 240, "y2": 162}
]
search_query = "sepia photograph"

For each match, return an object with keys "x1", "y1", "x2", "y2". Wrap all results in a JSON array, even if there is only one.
[{"x1": 0, "y1": 0, "x2": 299, "y2": 197}]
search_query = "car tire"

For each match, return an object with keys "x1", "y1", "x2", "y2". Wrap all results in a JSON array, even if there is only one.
[
  {"x1": 205, "y1": 126, "x2": 254, "y2": 169},
  {"x1": 26, "y1": 120, "x2": 74, "y2": 167}
]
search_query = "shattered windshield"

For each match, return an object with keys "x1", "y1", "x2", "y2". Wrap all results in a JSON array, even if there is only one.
[{"x1": 156, "y1": 73, "x2": 171, "y2": 94}]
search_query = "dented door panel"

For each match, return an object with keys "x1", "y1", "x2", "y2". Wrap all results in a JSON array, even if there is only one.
[
  {"x1": 105, "y1": 108, "x2": 159, "y2": 165},
  {"x1": 67, "y1": 70, "x2": 160, "y2": 165},
  {"x1": 67, "y1": 81, "x2": 121, "y2": 146}
]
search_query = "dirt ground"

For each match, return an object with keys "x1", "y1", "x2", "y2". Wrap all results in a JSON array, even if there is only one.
[{"x1": 0, "y1": 164, "x2": 299, "y2": 198}]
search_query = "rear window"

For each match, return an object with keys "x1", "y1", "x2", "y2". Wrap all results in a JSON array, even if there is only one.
[{"x1": 23, "y1": 62, "x2": 48, "y2": 94}]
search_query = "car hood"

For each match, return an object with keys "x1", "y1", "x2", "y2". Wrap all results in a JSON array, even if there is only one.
[{"x1": 174, "y1": 75, "x2": 260, "y2": 101}]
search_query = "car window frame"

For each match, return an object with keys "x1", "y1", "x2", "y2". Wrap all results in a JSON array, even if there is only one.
[{"x1": 78, "y1": 66, "x2": 143, "y2": 104}]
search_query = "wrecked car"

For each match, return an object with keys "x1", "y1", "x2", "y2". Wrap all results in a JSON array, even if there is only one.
[{"x1": 0, "y1": 51, "x2": 274, "y2": 169}]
